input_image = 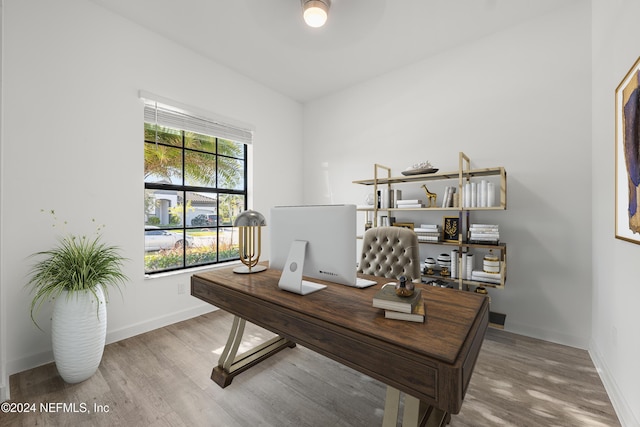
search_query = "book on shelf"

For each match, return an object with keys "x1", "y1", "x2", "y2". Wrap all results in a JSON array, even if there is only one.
[
  {"x1": 469, "y1": 224, "x2": 500, "y2": 244},
  {"x1": 385, "y1": 299, "x2": 425, "y2": 323},
  {"x1": 390, "y1": 189, "x2": 402, "y2": 208},
  {"x1": 413, "y1": 228, "x2": 440, "y2": 236},
  {"x1": 441, "y1": 186, "x2": 457, "y2": 208},
  {"x1": 378, "y1": 189, "x2": 404, "y2": 209},
  {"x1": 468, "y1": 239, "x2": 500, "y2": 245},
  {"x1": 471, "y1": 270, "x2": 501, "y2": 284},
  {"x1": 469, "y1": 232, "x2": 499, "y2": 238},
  {"x1": 462, "y1": 181, "x2": 496, "y2": 208},
  {"x1": 417, "y1": 236, "x2": 440, "y2": 242},
  {"x1": 372, "y1": 284, "x2": 422, "y2": 313},
  {"x1": 415, "y1": 227, "x2": 441, "y2": 241},
  {"x1": 396, "y1": 199, "x2": 423, "y2": 208},
  {"x1": 470, "y1": 224, "x2": 499, "y2": 229},
  {"x1": 419, "y1": 224, "x2": 440, "y2": 229}
]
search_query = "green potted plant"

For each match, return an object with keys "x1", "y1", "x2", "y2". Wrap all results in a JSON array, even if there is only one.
[{"x1": 26, "y1": 210, "x2": 128, "y2": 383}]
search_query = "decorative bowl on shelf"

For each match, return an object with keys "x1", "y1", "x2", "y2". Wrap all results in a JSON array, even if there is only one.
[
  {"x1": 401, "y1": 168, "x2": 439, "y2": 176},
  {"x1": 401, "y1": 161, "x2": 438, "y2": 176}
]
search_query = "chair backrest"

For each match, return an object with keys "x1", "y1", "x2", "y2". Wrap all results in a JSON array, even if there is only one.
[{"x1": 357, "y1": 226, "x2": 421, "y2": 281}]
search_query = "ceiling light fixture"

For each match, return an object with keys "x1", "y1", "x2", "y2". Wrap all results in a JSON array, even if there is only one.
[{"x1": 302, "y1": 0, "x2": 331, "y2": 28}]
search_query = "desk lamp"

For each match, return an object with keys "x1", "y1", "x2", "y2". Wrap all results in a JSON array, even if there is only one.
[{"x1": 233, "y1": 210, "x2": 267, "y2": 274}]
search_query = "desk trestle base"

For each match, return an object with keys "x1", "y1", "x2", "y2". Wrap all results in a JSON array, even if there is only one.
[
  {"x1": 211, "y1": 316, "x2": 296, "y2": 388},
  {"x1": 383, "y1": 386, "x2": 451, "y2": 427}
]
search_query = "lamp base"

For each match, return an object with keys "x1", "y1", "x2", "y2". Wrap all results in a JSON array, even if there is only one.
[{"x1": 233, "y1": 264, "x2": 267, "y2": 274}]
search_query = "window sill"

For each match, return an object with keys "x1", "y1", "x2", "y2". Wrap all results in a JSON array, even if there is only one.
[{"x1": 144, "y1": 260, "x2": 243, "y2": 280}]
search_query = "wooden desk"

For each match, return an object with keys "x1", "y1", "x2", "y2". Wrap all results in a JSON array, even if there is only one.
[{"x1": 191, "y1": 267, "x2": 488, "y2": 425}]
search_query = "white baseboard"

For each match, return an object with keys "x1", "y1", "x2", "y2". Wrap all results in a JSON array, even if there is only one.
[
  {"x1": 504, "y1": 320, "x2": 589, "y2": 349},
  {"x1": 7, "y1": 304, "x2": 217, "y2": 379},
  {"x1": 105, "y1": 304, "x2": 216, "y2": 345},
  {"x1": 589, "y1": 340, "x2": 639, "y2": 427},
  {"x1": 7, "y1": 348, "x2": 54, "y2": 378}
]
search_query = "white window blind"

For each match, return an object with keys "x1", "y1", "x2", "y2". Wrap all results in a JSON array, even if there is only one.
[{"x1": 139, "y1": 90, "x2": 254, "y2": 145}]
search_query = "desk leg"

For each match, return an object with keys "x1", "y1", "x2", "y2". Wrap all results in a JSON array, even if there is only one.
[
  {"x1": 382, "y1": 386, "x2": 400, "y2": 427},
  {"x1": 211, "y1": 315, "x2": 296, "y2": 388},
  {"x1": 383, "y1": 386, "x2": 450, "y2": 427}
]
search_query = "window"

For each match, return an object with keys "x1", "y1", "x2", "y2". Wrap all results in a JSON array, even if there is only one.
[{"x1": 142, "y1": 94, "x2": 252, "y2": 275}]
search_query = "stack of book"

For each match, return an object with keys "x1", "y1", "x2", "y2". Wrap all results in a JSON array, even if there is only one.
[
  {"x1": 471, "y1": 270, "x2": 502, "y2": 284},
  {"x1": 461, "y1": 180, "x2": 497, "y2": 208},
  {"x1": 377, "y1": 189, "x2": 403, "y2": 208},
  {"x1": 396, "y1": 199, "x2": 424, "y2": 208},
  {"x1": 414, "y1": 224, "x2": 441, "y2": 242},
  {"x1": 441, "y1": 186, "x2": 457, "y2": 207},
  {"x1": 372, "y1": 284, "x2": 425, "y2": 323},
  {"x1": 468, "y1": 224, "x2": 499, "y2": 244}
]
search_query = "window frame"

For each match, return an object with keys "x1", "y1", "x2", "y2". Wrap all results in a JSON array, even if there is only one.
[{"x1": 143, "y1": 125, "x2": 249, "y2": 276}]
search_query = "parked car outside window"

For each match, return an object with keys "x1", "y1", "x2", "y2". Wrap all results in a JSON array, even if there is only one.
[{"x1": 144, "y1": 226, "x2": 193, "y2": 252}]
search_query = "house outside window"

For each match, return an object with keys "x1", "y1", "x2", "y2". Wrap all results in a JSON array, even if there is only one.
[{"x1": 142, "y1": 94, "x2": 252, "y2": 275}]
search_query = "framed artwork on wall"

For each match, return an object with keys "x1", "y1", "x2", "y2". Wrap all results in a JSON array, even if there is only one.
[{"x1": 616, "y1": 56, "x2": 640, "y2": 244}]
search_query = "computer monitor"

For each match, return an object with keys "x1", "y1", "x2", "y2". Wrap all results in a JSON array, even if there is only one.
[{"x1": 269, "y1": 204, "x2": 360, "y2": 294}]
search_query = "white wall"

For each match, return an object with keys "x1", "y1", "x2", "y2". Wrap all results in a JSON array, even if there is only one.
[
  {"x1": 303, "y1": 3, "x2": 593, "y2": 347},
  {"x1": 0, "y1": 0, "x2": 6, "y2": 403},
  {"x1": 0, "y1": 0, "x2": 303, "y2": 396},
  {"x1": 591, "y1": 1, "x2": 640, "y2": 425}
]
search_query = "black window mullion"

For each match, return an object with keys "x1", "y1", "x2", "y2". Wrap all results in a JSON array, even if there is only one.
[{"x1": 144, "y1": 123, "x2": 247, "y2": 275}]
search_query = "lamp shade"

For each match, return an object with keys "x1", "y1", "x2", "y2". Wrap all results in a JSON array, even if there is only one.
[
  {"x1": 303, "y1": 0, "x2": 330, "y2": 28},
  {"x1": 233, "y1": 210, "x2": 266, "y2": 227},
  {"x1": 233, "y1": 210, "x2": 267, "y2": 274}
]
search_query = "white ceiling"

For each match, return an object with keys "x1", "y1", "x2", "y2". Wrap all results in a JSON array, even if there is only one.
[{"x1": 89, "y1": 0, "x2": 576, "y2": 103}]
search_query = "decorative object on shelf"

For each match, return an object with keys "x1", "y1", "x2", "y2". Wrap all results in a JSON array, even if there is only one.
[
  {"x1": 420, "y1": 185, "x2": 437, "y2": 207},
  {"x1": 436, "y1": 253, "x2": 451, "y2": 268},
  {"x1": 401, "y1": 161, "x2": 438, "y2": 176},
  {"x1": 615, "y1": 56, "x2": 640, "y2": 244},
  {"x1": 365, "y1": 193, "x2": 375, "y2": 206},
  {"x1": 437, "y1": 253, "x2": 451, "y2": 277},
  {"x1": 233, "y1": 210, "x2": 267, "y2": 274},
  {"x1": 483, "y1": 251, "x2": 500, "y2": 274},
  {"x1": 442, "y1": 216, "x2": 459, "y2": 242},
  {"x1": 26, "y1": 209, "x2": 128, "y2": 384},
  {"x1": 394, "y1": 276, "x2": 415, "y2": 297},
  {"x1": 424, "y1": 257, "x2": 437, "y2": 274}
]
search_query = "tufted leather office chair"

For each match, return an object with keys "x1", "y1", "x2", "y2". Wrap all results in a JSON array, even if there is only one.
[{"x1": 357, "y1": 226, "x2": 421, "y2": 281}]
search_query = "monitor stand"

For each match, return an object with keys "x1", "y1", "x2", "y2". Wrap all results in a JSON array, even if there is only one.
[{"x1": 278, "y1": 240, "x2": 327, "y2": 295}]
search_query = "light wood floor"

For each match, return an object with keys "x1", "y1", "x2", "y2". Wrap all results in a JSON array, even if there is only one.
[{"x1": 4, "y1": 310, "x2": 620, "y2": 427}]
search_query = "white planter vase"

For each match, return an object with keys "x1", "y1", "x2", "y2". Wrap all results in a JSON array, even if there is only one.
[{"x1": 52, "y1": 287, "x2": 107, "y2": 383}]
